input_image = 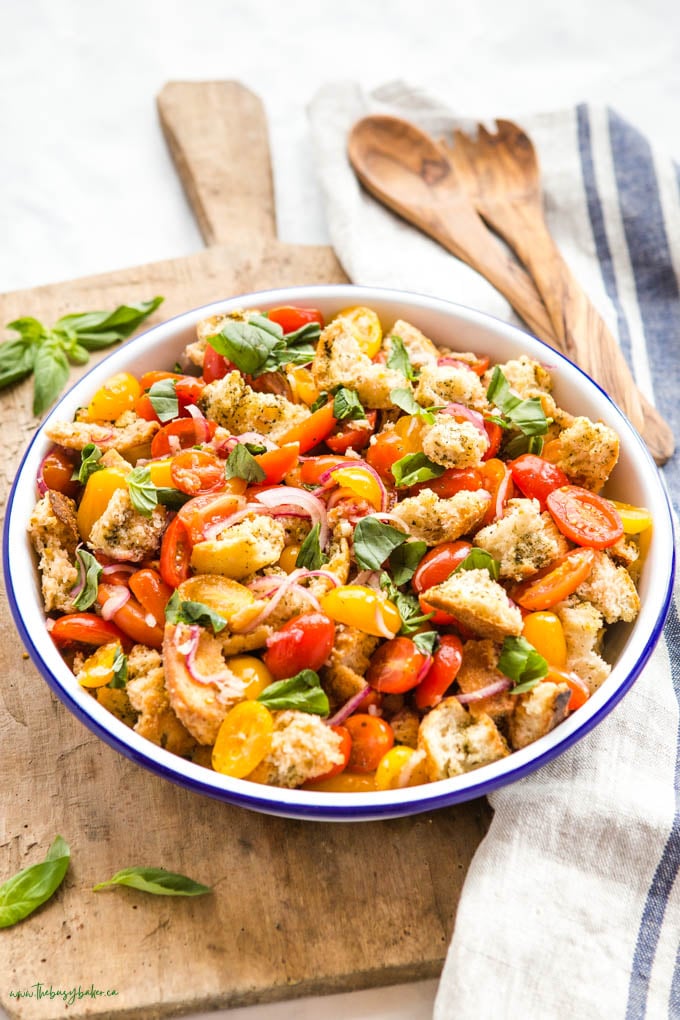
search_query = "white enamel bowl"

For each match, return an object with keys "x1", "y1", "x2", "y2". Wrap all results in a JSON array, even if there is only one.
[{"x1": 4, "y1": 285, "x2": 674, "y2": 821}]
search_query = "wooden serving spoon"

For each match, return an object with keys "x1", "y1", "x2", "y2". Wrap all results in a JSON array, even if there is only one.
[
  {"x1": 440, "y1": 121, "x2": 674, "y2": 465},
  {"x1": 347, "y1": 115, "x2": 559, "y2": 345}
]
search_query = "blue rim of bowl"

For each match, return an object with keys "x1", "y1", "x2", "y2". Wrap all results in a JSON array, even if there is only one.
[{"x1": 4, "y1": 285, "x2": 675, "y2": 820}]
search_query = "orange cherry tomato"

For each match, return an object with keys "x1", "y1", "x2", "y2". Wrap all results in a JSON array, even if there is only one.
[
  {"x1": 177, "y1": 490, "x2": 245, "y2": 545},
  {"x1": 129, "y1": 568, "x2": 173, "y2": 627},
  {"x1": 414, "y1": 634, "x2": 463, "y2": 709},
  {"x1": 267, "y1": 306, "x2": 323, "y2": 333},
  {"x1": 366, "y1": 636, "x2": 428, "y2": 694},
  {"x1": 262, "y1": 612, "x2": 336, "y2": 680},
  {"x1": 509, "y1": 454, "x2": 570, "y2": 510},
  {"x1": 50, "y1": 613, "x2": 129, "y2": 649},
  {"x1": 175, "y1": 377, "x2": 205, "y2": 409},
  {"x1": 276, "y1": 402, "x2": 337, "y2": 453},
  {"x1": 479, "y1": 458, "x2": 514, "y2": 526},
  {"x1": 313, "y1": 725, "x2": 352, "y2": 782},
  {"x1": 139, "y1": 370, "x2": 182, "y2": 390},
  {"x1": 170, "y1": 449, "x2": 225, "y2": 496},
  {"x1": 325, "y1": 411, "x2": 377, "y2": 454},
  {"x1": 159, "y1": 515, "x2": 192, "y2": 588},
  {"x1": 300, "y1": 455, "x2": 354, "y2": 485},
  {"x1": 411, "y1": 466, "x2": 483, "y2": 499},
  {"x1": 512, "y1": 548, "x2": 596, "y2": 611},
  {"x1": 97, "y1": 584, "x2": 164, "y2": 650},
  {"x1": 151, "y1": 418, "x2": 217, "y2": 458},
  {"x1": 546, "y1": 485, "x2": 624, "y2": 549},
  {"x1": 366, "y1": 416, "x2": 424, "y2": 485},
  {"x1": 412, "y1": 541, "x2": 472, "y2": 626},
  {"x1": 39, "y1": 446, "x2": 80, "y2": 498},
  {"x1": 345, "y1": 714, "x2": 394, "y2": 773},
  {"x1": 545, "y1": 666, "x2": 591, "y2": 711},
  {"x1": 254, "y1": 443, "x2": 300, "y2": 485}
]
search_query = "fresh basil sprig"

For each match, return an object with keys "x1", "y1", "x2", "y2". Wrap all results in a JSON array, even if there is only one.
[
  {"x1": 486, "y1": 367, "x2": 549, "y2": 438},
  {"x1": 333, "y1": 387, "x2": 366, "y2": 422},
  {"x1": 147, "y1": 378, "x2": 179, "y2": 422},
  {"x1": 379, "y1": 573, "x2": 434, "y2": 635},
  {"x1": 108, "y1": 646, "x2": 128, "y2": 689},
  {"x1": 389, "y1": 387, "x2": 438, "y2": 425},
  {"x1": 2, "y1": 298, "x2": 163, "y2": 415},
  {"x1": 126, "y1": 466, "x2": 159, "y2": 516},
  {"x1": 257, "y1": 669, "x2": 329, "y2": 715},
  {"x1": 71, "y1": 548, "x2": 102, "y2": 610},
  {"x1": 391, "y1": 452, "x2": 445, "y2": 488},
  {"x1": 207, "y1": 315, "x2": 316, "y2": 378},
  {"x1": 454, "y1": 548, "x2": 501, "y2": 581},
  {"x1": 93, "y1": 867, "x2": 211, "y2": 897},
  {"x1": 0, "y1": 836, "x2": 70, "y2": 928},
  {"x1": 499, "y1": 636, "x2": 549, "y2": 693},
  {"x1": 225, "y1": 444, "x2": 265, "y2": 483},
  {"x1": 165, "y1": 592, "x2": 227, "y2": 634},
  {"x1": 296, "y1": 522, "x2": 328, "y2": 570},
  {"x1": 73, "y1": 442, "x2": 103, "y2": 484},
  {"x1": 502, "y1": 433, "x2": 545, "y2": 459},
  {"x1": 388, "y1": 540, "x2": 427, "y2": 585},
  {"x1": 386, "y1": 335, "x2": 416, "y2": 380},
  {"x1": 353, "y1": 517, "x2": 408, "y2": 571},
  {"x1": 412, "y1": 630, "x2": 438, "y2": 656}
]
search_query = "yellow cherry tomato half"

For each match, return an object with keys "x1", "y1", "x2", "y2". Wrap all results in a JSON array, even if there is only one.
[
  {"x1": 320, "y1": 585, "x2": 401, "y2": 638},
  {"x1": 278, "y1": 544, "x2": 301, "y2": 574},
  {"x1": 336, "y1": 306, "x2": 383, "y2": 358},
  {"x1": 330, "y1": 465, "x2": 384, "y2": 510},
  {"x1": 76, "y1": 466, "x2": 128, "y2": 541},
  {"x1": 303, "y1": 772, "x2": 377, "y2": 793},
  {"x1": 226, "y1": 656, "x2": 275, "y2": 700},
  {"x1": 211, "y1": 701, "x2": 274, "y2": 778},
  {"x1": 85, "y1": 372, "x2": 141, "y2": 421},
  {"x1": 607, "y1": 500, "x2": 653, "y2": 535},
  {"x1": 288, "y1": 366, "x2": 320, "y2": 405},
  {"x1": 77, "y1": 642, "x2": 122, "y2": 689},
  {"x1": 375, "y1": 746, "x2": 430, "y2": 790},
  {"x1": 521, "y1": 611, "x2": 567, "y2": 668}
]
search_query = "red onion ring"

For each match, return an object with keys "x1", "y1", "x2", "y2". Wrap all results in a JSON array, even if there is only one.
[
  {"x1": 202, "y1": 502, "x2": 265, "y2": 540},
  {"x1": 437, "y1": 356, "x2": 476, "y2": 371},
  {"x1": 326, "y1": 685, "x2": 373, "y2": 727},
  {"x1": 455, "y1": 678, "x2": 512, "y2": 704},
  {"x1": 255, "y1": 487, "x2": 329, "y2": 547},
  {"x1": 101, "y1": 587, "x2": 130, "y2": 620},
  {"x1": 415, "y1": 655, "x2": 433, "y2": 685},
  {"x1": 174, "y1": 624, "x2": 247, "y2": 699},
  {"x1": 440, "y1": 402, "x2": 490, "y2": 447},
  {"x1": 184, "y1": 404, "x2": 211, "y2": 444},
  {"x1": 101, "y1": 563, "x2": 136, "y2": 577}
]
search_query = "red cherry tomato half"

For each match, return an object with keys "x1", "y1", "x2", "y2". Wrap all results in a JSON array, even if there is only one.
[
  {"x1": 511, "y1": 548, "x2": 596, "y2": 611},
  {"x1": 266, "y1": 306, "x2": 324, "y2": 334},
  {"x1": 50, "y1": 613, "x2": 129, "y2": 649},
  {"x1": 482, "y1": 420, "x2": 503, "y2": 460},
  {"x1": 411, "y1": 467, "x2": 483, "y2": 499},
  {"x1": 546, "y1": 485, "x2": 624, "y2": 549},
  {"x1": 325, "y1": 411, "x2": 378, "y2": 454},
  {"x1": 414, "y1": 634, "x2": 463, "y2": 709},
  {"x1": 276, "y1": 402, "x2": 337, "y2": 453},
  {"x1": 129, "y1": 568, "x2": 173, "y2": 628},
  {"x1": 366, "y1": 636, "x2": 428, "y2": 694},
  {"x1": 344, "y1": 714, "x2": 394, "y2": 773},
  {"x1": 39, "y1": 446, "x2": 80, "y2": 498},
  {"x1": 203, "y1": 343, "x2": 235, "y2": 383},
  {"x1": 159, "y1": 515, "x2": 193, "y2": 588},
  {"x1": 97, "y1": 584, "x2": 165, "y2": 650},
  {"x1": 151, "y1": 418, "x2": 217, "y2": 458},
  {"x1": 262, "y1": 612, "x2": 336, "y2": 680},
  {"x1": 313, "y1": 725, "x2": 352, "y2": 782},
  {"x1": 175, "y1": 377, "x2": 205, "y2": 410},
  {"x1": 170, "y1": 450, "x2": 225, "y2": 496},
  {"x1": 509, "y1": 454, "x2": 570, "y2": 510},
  {"x1": 177, "y1": 491, "x2": 244, "y2": 545},
  {"x1": 545, "y1": 666, "x2": 591, "y2": 711},
  {"x1": 300, "y1": 455, "x2": 354, "y2": 485},
  {"x1": 412, "y1": 541, "x2": 472, "y2": 626}
]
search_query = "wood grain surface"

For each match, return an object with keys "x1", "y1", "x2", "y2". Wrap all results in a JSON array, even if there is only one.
[{"x1": 0, "y1": 82, "x2": 491, "y2": 1020}]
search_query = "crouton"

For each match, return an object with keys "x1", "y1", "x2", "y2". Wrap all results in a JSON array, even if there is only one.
[
  {"x1": 473, "y1": 498, "x2": 568, "y2": 581},
  {"x1": 555, "y1": 600, "x2": 611, "y2": 693},
  {"x1": 423, "y1": 568, "x2": 523, "y2": 642},
  {"x1": 414, "y1": 363, "x2": 488, "y2": 411},
  {"x1": 546, "y1": 417, "x2": 619, "y2": 491},
  {"x1": 46, "y1": 413, "x2": 159, "y2": 457},
  {"x1": 483, "y1": 355, "x2": 552, "y2": 399},
  {"x1": 183, "y1": 308, "x2": 261, "y2": 367},
  {"x1": 311, "y1": 318, "x2": 405, "y2": 409},
  {"x1": 608, "y1": 535, "x2": 640, "y2": 570},
  {"x1": 163, "y1": 623, "x2": 247, "y2": 744},
  {"x1": 456, "y1": 639, "x2": 515, "y2": 722},
  {"x1": 391, "y1": 488, "x2": 490, "y2": 545},
  {"x1": 422, "y1": 415, "x2": 488, "y2": 469},
  {"x1": 307, "y1": 528, "x2": 351, "y2": 598},
  {"x1": 574, "y1": 551, "x2": 640, "y2": 623},
  {"x1": 190, "y1": 515, "x2": 286, "y2": 580},
  {"x1": 247, "y1": 710, "x2": 345, "y2": 787},
  {"x1": 125, "y1": 644, "x2": 196, "y2": 756},
  {"x1": 320, "y1": 624, "x2": 379, "y2": 705},
  {"x1": 387, "y1": 320, "x2": 439, "y2": 368},
  {"x1": 28, "y1": 492, "x2": 79, "y2": 612},
  {"x1": 508, "y1": 681, "x2": 571, "y2": 750},
  {"x1": 88, "y1": 488, "x2": 168, "y2": 562},
  {"x1": 418, "y1": 697, "x2": 509, "y2": 780},
  {"x1": 390, "y1": 707, "x2": 421, "y2": 749},
  {"x1": 199, "y1": 370, "x2": 309, "y2": 442}
]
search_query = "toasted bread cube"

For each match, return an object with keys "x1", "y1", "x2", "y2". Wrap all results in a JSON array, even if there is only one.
[
  {"x1": 547, "y1": 416, "x2": 619, "y2": 492},
  {"x1": 28, "y1": 492, "x2": 80, "y2": 612},
  {"x1": 473, "y1": 498, "x2": 568, "y2": 581},
  {"x1": 482, "y1": 355, "x2": 552, "y2": 399},
  {"x1": 390, "y1": 707, "x2": 421, "y2": 749},
  {"x1": 391, "y1": 488, "x2": 490, "y2": 545},
  {"x1": 200, "y1": 370, "x2": 309, "y2": 441},
  {"x1": 247, "y1": 711, "x2": 345, "y2": 788},
  {"x1": 508, "y1": 681, "x2": 571, "y2": 750},
  {"x1": 387, "y1": 320, "x2": 439, "y2": 368},
  {"x1": 423, "y1": 568, "x2": 523, "y2": 642},
  {"x1": 311, "y1": 318, "x2": 405, "y2": 409},
  {"x1": 46, "y1": 413, "x2": 159, "y2": 457},
  {"x1": 456, "y1": 639, "x2": 515, "y2": 722},
  {"x1": 422, "y1": 415, "x2": 488, "y2": 469},
  {"x1": 414, "y1": 362, "x2": 488, "y2": 411},
  {"x1": 574, "y1": 551, "x2": 640, "y2": 623},
  {"x1": 556, "y1": 601, "x2": 611, "y2": 693},
  {"x1": 418, "y1": 697, "x2": 509, "y2": 780},
  {"x1": 126, "y1": 644, "x2": 196, "y2": 756},
  {"x1": 321, "y1": 625, "x2": 378, "y2": 706},
  {"x1": 88, "y1": 488, "x2": 167, "y2": 562}
]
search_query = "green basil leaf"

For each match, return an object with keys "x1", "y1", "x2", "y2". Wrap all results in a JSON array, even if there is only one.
[
  {"x1": 412, "y1": 630, "x2": 438, "y2": 656},
  {"x1": 73, "y1": 442, "x2": 104, "y2": 483},
  {"x1": 225, "y1": 444, "x2": 265, "y2": 483},
  {"x1": 486, "y1": 366, "x2": 518, "y2": 412},
  {"x1": 71, "y1": 549, "x2": 102, "y2": 610},
  {"x1": 108, "y1": 645, "x2": 128, "y2": 689},
  {"x1": 391, "y1": 452, "x2": 445, "y2": 488},
  {"x1": 382, "y1": 582, "x2": 434, "y2": 634},
  {"x1": 243, "y1": 441, "x2": 267, "y2": 455},
  {"x1": 387, "y1": 540, "x2": 427, "y2": 586},
  {"x1": 56, "y1": 297, "x2": 164, "y2": 349},
  {"x1": 390, "y1": 387, "x2": 420, "y2": 415},
  {"x1": 6, "y1": 316, "x2": 46, "y2": 343},
  {"x1": 93, "y1": 866, "x2": 211, "y2": 897},
  {"x1": 67, "y1": 342, "x2": 90, "y2": 366},
  {"x1": 32, "y1": 343, "x2": 70, "y2": 416},
  {"x1": 0, "y1": 836, "x2": 70, "y2": 928},
  {"x1": 386, "y1": 335, "x2": 416, "y2": 380},
  {"x1": 499, "y1": 636, "x2": 548, "y2": 692},
  {"x1": 353, "y1": 517, "x2": 408, "y2": 571},
  {"x1": 248, "y1": 313, "x2": 284, "y2": 339},
  {"x1": 502, "y1": 433, "x2": 545, "y2": 459},
  {"x1": 148, "y1": 378, "x2": 179, "y2": 422},
  {"x1": 295, "y1": 522, "x2": 328, "y2": 570},
  {"x1": 261, "y1": 341, "x2": 315, "y2": 374},
  {"x1": 310, "y1": 391, "x2": 330, "y2": 413},
  {"x1": 0, "y1": 339, "x2": 37, "y2": 390},
  {"x1": 504, "y1": 397, "x2": 549, "y2": 436},
  {"x1": 280, "y1": 321, "x2": 322, "y2": 344},
  {"x1": 164, "y1": 591, "x2": 227, "y2": 634},
  {"x1": 127, "y1": 466, "x2": 158, "y2": 517},
  {"x1": 154, "y1": 487, "x2": 192, "y2": 510},
  {"x1": 208, "y1": 320, "x2": 280, "y2": 375},
  {"x1": 257, "y1": 669, "x2": 329, "y2": 715},
  {"x1": 333, "y1": 387, "x2": 366, "y2": 422},
  {"x1": 454, "y1": 548, "x2": 501, "y2": 581}
]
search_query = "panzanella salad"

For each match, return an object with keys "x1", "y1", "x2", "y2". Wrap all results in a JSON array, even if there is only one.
[{"x1": 29, "y1": 303, "x2": 650, "y2": 792}]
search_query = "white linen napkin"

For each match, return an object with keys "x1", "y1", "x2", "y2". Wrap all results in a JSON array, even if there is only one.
[{"x1": 308, "y1": 80, "x2": 680, "y2": 1019}]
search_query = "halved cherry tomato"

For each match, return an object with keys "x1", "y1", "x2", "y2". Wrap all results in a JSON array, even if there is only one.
[
  {"x1": 300, "y1": 455, "x2": 354, "y2": 485},
  {"x1": 313, "y1": 725, "x2": 352, "y2": 782},
  {"x1": 412, "y1": 541, "x2": 472, "y2": 625},
  {"x1": 254, "y1": 443, "x2": 300, "y2": 485},
  {"x1": 276, "y1": 402, "x2": 337, "y2": 453},
  {"x1": 320, "y1": 585, "x2": 401, "y2": 638},
  {"x1": 177, "y1": 490, "x2": 245, "y2": 545},
  {"x1": 545, "y1": 666, "x2": 590, "y2": 711},
  {"x1": 411, "y1": 466, "x2": 483, "y2": 499},
  {"x1": 483, "y1": 420, "x2": 503, "y2": 460},
  {"x1": 509, "y1": 454, "x2": 570, "y2": 510},
  {"x1": 151, "y1": 418, "x2": 217, "y2": 458},
  {"x1": 175, "y1": 377, "x2": 205, "y2": 409},
  {"x1": 39, "y1": 446, "x2": 80, "y2": 498},
  {"x1": 414, "y1": 634, "x2": 464, "y2": 709},
  {"x1": 85, "y1": 372, "x2": 140, "y2": 421},
  {"x1": 366, "y1": 415, "x2": 425, "y2": 485},
  {"x1": 262, "y1": 612, "x2": 336, "y2": 680},
  {"x1": 511, "y1": 548, "x2": 596, "y2": 611},
  {"x1": 139, "y1": 370, "x2": 181, "y2": 390},
  {"x1": 366, "y1": 636, "x2": 428, "y2": 694},
  {"x1": 479, "y1": 458, "x2": 513, "y2": 526},
  {"x1": 203, "y1": 343, "x2": 235, "y2": 383},
  {"x1": 345, "y1": 714, "x2": 394, "y2": 773},
  {"x1": 159, "y1": 515, "x2": 192, "y2": 588},
  {"x1": 97, "y1": 584, "x2": 164, "y2": 649},
  {"x1": 546, "y1": 485, "x2": 624, "y2": 549},
  {"x1": 170, "y1": 450, "x2": 225, "y2": 496},
  {"x1": 50, "y1": 613, "x2": 128, "y2": 648},
  {"x1": 129, "y1": 568, "x2": 173, "y2": 627},
  {"x1": 521, "y1": 611, "x2": 567, "y2": 667},
  {"x1": 266, "y1": 306, "x2": 323, "y2": 334},
  {"x1": 336, "y1": 306, "x2": 382, "y2": 357},
  {"x1": 212, "y1": 701, "x2": 274, "y2": 778},
  {"x1": 326, "y1": 411, "x2": 377, "y2": 454}
]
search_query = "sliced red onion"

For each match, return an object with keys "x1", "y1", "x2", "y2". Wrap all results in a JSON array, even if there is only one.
[
  {"x1": 441, "y1": 402, "x2": 490, "y2": 447},
  {"x1": 415, "y1": 655, "x2": 433, "y2": 685},
  {"x1": 174, "y1": 624, "x2": 198, "y2": 657},
  {"x1": 493, "y1": 466, "x2": 512, "y2": 521},
  {"x1": 455, "y1": 678, "x2": 512, "y2": 704},
  {"x1": 374, "y1": 602, "x2": 397, "y2": 640},
  {"x1": 173, "y1": 624, "x2": 246, "y2": 700},
  {"x1": 69, "y1": 549, "x2": 87, "y2": 601},
  {"x1": 255, "y1": 487, "x2": 329, "y2": 547},
  {"x1": 36, "y1": 450, "x2": 51, "y2": 496},
  {"x1": 437, "y1": 356, "x2": 476, "y2": 371},
  {"x1": 184, "y1": 403, "x2": 211, "y2": 443},
  {"x1": 364, "y1": 511, "x2": 409, "y2": 532},
  {"x1": 203, "y1": 502, "x2": 264, "y2": 540},
  {"x1": 242, "y1": 569, "x2": 334, "y2": 631},
  {"x1": 242, "y1": 574, "x2": 302, "y2": 633},
  {"x1": 101, "y1": 587, "x2": 130, "y2": 620},
  {"x1": 302, "y1": 569, "x2": 341, "y2": 588},
  {"x1": 326, "y1": 685, "x2": 373, "y2": 727},
  {"x1": 211, "y1": 434, "x2": 239, "y2": 457},
  {"x1": 353, "y1": 570, "x2": 382, "y2": 588},
  {"x1": 102, "y1": 563, "x2": 136, "y2": 577},
  {"x1": 167, "y1": 434, "x2": 181, "y2": 454}
]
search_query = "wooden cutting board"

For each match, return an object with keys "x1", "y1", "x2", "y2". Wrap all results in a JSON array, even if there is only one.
[{"x1": 0, "y1": 82, "x2": 491, "y2": 1020}]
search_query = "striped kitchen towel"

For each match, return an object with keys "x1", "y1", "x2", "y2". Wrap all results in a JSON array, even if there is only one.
[{"x1": 308, "y1": 81, "x2": 680, "y2": 1019}]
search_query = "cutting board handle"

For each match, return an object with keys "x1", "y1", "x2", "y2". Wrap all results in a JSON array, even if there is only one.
[{"x1": 157, "y1": 81, "x2": 277, "y2": 245}]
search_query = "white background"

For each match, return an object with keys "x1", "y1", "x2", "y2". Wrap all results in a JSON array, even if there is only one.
[{"x1": 2, "y1": 1, "x2": 679, "y2": 1017}]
